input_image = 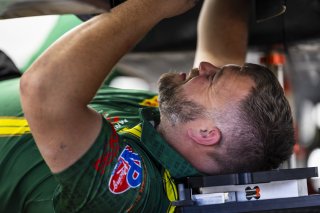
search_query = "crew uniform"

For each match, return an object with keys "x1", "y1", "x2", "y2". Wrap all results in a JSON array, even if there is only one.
[{"x1": 0, "y1": 78, "x2": 201, "y2": 213}]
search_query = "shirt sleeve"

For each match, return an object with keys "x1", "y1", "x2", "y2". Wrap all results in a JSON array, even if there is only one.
[{"x1": 52, "y1": 117, "x2": 145, "y2": 213}]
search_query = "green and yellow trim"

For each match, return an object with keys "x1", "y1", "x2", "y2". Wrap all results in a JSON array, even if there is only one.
[
  {"x1": 0, "y1": 117, "x2": 31, "y2": 137},
  {"x1": 119, "y1": 123, "x2": 177, "y2": 212},
  {"x1": 139, "y1": 96, "x2": 159, "y2": 107},
  {"x1": 119, "y1": 124, "x2": 142, "y2": 139},
  {"x1": 163, "y1": 169, "x2": 178, "y2": 213}
]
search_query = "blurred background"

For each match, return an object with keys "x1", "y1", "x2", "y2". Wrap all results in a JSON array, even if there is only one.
[{"x1": 0, "y1": 0, "x2": 320, "y2": 192}]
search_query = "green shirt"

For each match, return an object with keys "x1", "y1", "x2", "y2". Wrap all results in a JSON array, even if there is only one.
[{"x1": 0, "y1": 78, "x2": 200, "y2": 213}]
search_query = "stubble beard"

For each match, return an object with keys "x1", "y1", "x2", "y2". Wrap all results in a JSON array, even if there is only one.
[{"x1": 157, "y1": 71, "x2": 207, "y2": 126}]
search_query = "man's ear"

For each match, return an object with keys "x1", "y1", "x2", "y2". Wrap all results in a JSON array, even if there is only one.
[{"x1": 187, "y1": 127, "x2": 221, "y2": 146}]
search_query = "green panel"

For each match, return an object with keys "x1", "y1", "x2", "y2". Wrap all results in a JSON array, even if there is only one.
[
  {"x1": 20, "y1": 14, "x2": 125, "y2": 86},
  {"x1": 22, "y1": 15, "x2": 82, "y2": 72}
]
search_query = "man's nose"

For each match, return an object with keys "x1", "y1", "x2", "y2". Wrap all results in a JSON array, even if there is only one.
[{"x1": 198, "y1": 61, "x2": 220, "y2": 76}]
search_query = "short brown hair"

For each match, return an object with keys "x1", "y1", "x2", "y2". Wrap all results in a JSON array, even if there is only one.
[{"x1": 212, "y1": 63, "x2": 294, "y2": 173}]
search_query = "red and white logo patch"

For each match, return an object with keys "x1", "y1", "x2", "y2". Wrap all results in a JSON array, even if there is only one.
[{"x1": 109, "y1": 145, "x2": 142, "y2": 194}]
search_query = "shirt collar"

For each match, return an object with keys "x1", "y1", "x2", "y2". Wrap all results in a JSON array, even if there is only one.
[{"x1": 139, "y1": 107, "x2": 202, "y2": 178}]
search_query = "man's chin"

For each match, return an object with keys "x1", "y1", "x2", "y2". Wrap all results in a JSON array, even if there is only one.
[
  {"x1": 159, "y1": 72, "x2": 181, "y2": 81},
  {"x1": 158, "y1": 72, "x2": 184, "y2": 90}
]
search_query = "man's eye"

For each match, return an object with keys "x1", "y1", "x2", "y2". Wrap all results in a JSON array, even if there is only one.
[{"x1": 208, "y1": 75, "x2": 215, "y2": 82}]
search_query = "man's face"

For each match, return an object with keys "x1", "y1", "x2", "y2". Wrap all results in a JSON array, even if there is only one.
[{"x1": 158, "y1": 62, "x2": 255, "y2": 124}]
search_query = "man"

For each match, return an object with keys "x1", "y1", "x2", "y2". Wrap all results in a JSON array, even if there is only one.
[{"x1": 0, "y1": 0, "x2": 294, "y2": 212}]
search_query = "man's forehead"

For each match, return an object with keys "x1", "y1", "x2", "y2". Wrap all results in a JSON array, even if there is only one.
[
  {"x1": 220, "y1": 64, "x2": 243, "y2": 74},
  {"x1": 213, "y1": 68, "x2": 254, "y2": 100},
  {"x1": 222, "y1": 64, "x2": 242, "y2": 69}
]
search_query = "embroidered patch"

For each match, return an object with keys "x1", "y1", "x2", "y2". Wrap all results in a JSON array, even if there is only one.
[{"x1": 109, "y1": 145, "x2": 142, "y2": 194}]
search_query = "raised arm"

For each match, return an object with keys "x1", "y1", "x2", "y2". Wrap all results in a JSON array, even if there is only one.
[
  {"x1": 194, "y1": 0, "x2": 250, "y2": 67},
  {"x1": 20, "y1": 0, "x2": 196, "y2": 173}
]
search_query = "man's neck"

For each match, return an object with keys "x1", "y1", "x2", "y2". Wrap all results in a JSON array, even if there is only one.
[
  {"x1": 156, "y1": 116, "x2": 219, "y2": 175},
  {"x1": 156, "y1": 117, "x2": 195, "y2": 165},
  {"x1": 156, "y1": 117, "x2": 181, "y2": 149}
]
